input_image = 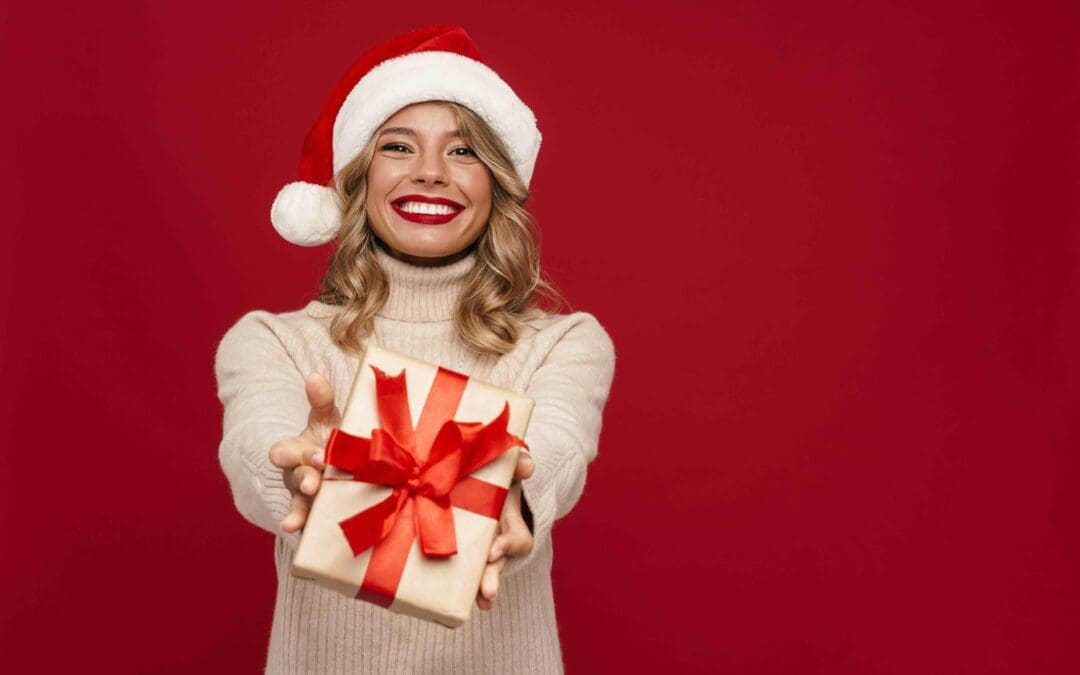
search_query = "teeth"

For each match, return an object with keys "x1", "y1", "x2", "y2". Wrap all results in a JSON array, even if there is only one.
[{"x1": 397, "y1": 201, "x2": 459, "y2": 215}]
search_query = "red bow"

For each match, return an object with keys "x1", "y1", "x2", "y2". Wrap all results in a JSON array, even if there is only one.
[{"x1": 323, "y1": 364, "x2": 525, "y2": 605}]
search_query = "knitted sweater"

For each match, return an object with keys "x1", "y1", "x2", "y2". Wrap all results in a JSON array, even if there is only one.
[{"x1": 213, "y1": 244, "x2": 616, "y2": 674}]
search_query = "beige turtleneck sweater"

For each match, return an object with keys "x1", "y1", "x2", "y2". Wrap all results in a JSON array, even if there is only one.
[{"x1": 213, "y1": 244, "x2": 616, "y2": 674}]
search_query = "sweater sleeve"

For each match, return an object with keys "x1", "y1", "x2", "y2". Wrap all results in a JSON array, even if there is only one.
[
  {"x1": 213, "y1": 311, "x2": 311, "y2": 551},
  {"x1": 503, "y1": 313, "x2": 617, "y2": 577}
]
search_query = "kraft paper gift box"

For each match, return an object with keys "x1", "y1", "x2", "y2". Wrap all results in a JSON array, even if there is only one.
[{"x1": 291, "y1": 345, "x2": 534, "y2": 628}]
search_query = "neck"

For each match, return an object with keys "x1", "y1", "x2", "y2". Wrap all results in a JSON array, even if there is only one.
[{"x1": 373, "y1": 241, "x2": 476, "y2": 322}]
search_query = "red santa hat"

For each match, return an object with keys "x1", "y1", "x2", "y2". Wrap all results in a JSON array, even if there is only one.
[{"x1": 270, "y1": 25, "x2": 542, "y2": 247}]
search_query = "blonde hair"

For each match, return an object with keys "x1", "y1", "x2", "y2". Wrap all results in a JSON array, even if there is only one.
[{"x1": 315, "y1": 101, "x2": 566, "y2": 357}]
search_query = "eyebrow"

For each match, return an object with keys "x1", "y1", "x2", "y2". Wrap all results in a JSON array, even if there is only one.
[{"x1": 377, "y1": 127, "x2": 462, "y2": 138}]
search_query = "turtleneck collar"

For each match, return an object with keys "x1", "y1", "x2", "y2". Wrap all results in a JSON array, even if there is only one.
[{"x1": 371, "y1": 242, "x2": 476, "y2": 322}]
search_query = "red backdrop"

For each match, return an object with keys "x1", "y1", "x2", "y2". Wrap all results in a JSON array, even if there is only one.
[{"x1": 3, "y1": 1, "x2": 1077, "y2": 672}]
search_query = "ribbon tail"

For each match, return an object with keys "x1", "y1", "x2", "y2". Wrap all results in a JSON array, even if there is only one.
[
  {"x1": 338, "y1": 489, "x2": 407, "y2": 556},
  {"x1": 414, "y1": 495, "x2": 457, "y2": 557},
  {"x1": 370, "y1": 365, "x2": 417, "y2": 450},
  {"x1": 357, "y1": 496, "x2": 418, "y2": 607}
]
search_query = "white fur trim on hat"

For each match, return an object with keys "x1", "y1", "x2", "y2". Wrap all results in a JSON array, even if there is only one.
[
  {"x1": 270, "y1": 182, "x2": 342, "y2": 247},
  {"x1": 333, "y1": 51, "x2": 542, "y2": 187}
]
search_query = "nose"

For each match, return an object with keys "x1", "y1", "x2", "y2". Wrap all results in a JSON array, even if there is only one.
[{"x1": 411, "y1": 150, "x2": 447, "y2": 185}]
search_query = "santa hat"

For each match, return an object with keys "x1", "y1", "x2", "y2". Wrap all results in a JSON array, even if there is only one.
[{"x1": 270, "y1": 25, "x2": 542, "y2": 247}]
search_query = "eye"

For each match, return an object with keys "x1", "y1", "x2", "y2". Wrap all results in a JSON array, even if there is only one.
[
  {"x1": 380, "y1": 143, "x2": 410, "y2": 153},
  {"x1": 450, "y1": 146, "x2": 477, "y2": 157}
]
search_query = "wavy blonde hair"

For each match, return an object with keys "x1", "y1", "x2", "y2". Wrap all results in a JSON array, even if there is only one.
[{"x1": 315, "y1": 101, "x2": 566, "y2": 357}]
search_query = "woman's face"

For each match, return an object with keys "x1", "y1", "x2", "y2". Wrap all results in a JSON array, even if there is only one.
[{"x1": 365, "y1": 101, "x2": 493, "y2": 266}]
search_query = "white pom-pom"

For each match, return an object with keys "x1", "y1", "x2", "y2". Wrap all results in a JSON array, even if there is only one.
[{"x1": 270, "y1": 182, "x2": 342, "y2": 246}]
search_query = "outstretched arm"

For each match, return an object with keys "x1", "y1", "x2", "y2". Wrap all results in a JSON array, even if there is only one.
[
  {"x1": 213, "y1": 311, "x2": 310, "y2": 548},
  {"x1": 503, "y1": 313, "x2": 617, "y2": 577}
]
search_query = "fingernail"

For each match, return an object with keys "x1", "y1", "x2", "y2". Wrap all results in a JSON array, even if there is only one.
[
  {"x1": 489, "y1": 546, "x2": 503, "y2": 562},
  {"x1": 312, "y1": 451, "x2": 324, "y2": 466}
]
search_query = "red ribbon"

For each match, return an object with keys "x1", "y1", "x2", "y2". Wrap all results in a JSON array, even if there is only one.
[{"x1": 323, "y1": 364, "x2": 526, "y2": 606}]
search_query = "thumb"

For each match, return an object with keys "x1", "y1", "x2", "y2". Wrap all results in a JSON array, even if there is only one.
[{"x1": 305, "y1": 373, "x2": 342, "y2": 430}]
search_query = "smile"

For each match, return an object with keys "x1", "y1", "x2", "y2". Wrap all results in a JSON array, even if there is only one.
[{"x1": 391, "y1": 195, "x2": 464, "y2": 225}]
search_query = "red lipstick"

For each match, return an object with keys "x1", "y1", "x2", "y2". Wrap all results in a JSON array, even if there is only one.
[{"x1": 391, "y1": 194, "x2": 465, "y2": 225}]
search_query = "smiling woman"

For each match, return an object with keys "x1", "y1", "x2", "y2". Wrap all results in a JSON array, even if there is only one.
[
  {"x1": 213, "y1": 24, "x2": 617, "y2": 675},
  {"x1": 365, "y1": 102, "x2": 493, "y2": 265},
  {"x1": 323, "y1": 97, "x2": 554, "y2": 357}
]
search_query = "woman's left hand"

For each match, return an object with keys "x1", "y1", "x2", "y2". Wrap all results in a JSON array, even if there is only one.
[{"x1": 477, "y1": 451, "x2": 535, "y2": 610}]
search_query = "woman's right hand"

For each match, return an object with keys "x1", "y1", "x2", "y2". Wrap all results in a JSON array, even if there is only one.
[{"x1": 269, "y1": 373, "x2": 341, "y2": 534}]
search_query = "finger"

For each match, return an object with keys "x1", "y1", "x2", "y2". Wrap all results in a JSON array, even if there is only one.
[
  {"x1": 293, "y1": 465, "x2": 323, "y2": 496},
  {"x1": 489, "y1": 533, "x2": 509, "y2": 562},
  {"x1": 501, "y1": 506, "x2": 527, "y2": 533},
  {"x1": 476, "y1": 591, "x2": 493, "y2": 611},
  {"x1": 305, "y1": 373, "x2": 342, "y2": 431},
  {"x1": 478, "y1": 557, "x2": 507, "y2": 607},
  {"x1": 283, "y1": 464, "x2": 321, "y2": 495},
  {"x1": 513, "y1": 452, "x2": 535, "y2": 480},
  {"x1": 494, "y1": 525, "x2": 534, "y2": 559},
  {"x1": 269, "y1": 437, "x2": 324, "y2": 470},
  {"x1": 500, "y1": 483, "x2": 526, "y2": 529},
  {"x1": 281, "y1": 492, "x2": 312, "y2": 533},
  {"x1": 283, "y1": 466, "x2": 299, "y2": 493}
]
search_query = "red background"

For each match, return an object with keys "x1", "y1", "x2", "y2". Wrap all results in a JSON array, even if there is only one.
[{"x1": 3, "y1": 1, "x2": 1077, "y2": 672}]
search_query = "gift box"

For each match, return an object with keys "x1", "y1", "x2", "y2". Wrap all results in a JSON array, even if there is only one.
[{"x1": 290, "y1": 345, "x2": 534, "y2": 628}]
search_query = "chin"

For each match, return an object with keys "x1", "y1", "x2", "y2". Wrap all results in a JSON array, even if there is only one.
[
  {"x1": 388, "y1": 242, "x2": 464, "y2": 262},
  {"x1": 407, "y1": 236, "x2": 468, "y2": 256},
  {"x1": 376, "y1": 227, "x2": 478, "y2": 262}
]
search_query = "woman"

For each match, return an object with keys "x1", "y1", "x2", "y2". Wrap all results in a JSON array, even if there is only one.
[{"x1": 214, "y1": 25, "x2": 616, "y2": 674}]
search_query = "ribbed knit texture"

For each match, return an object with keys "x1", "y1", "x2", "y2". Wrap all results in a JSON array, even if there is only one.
[{"x1": 214, "y1": 244, "x2": 616, "y2": 674}]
